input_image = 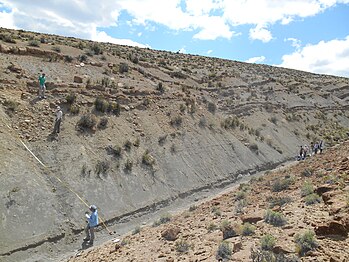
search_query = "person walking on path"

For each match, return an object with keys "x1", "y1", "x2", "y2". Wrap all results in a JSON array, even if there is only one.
[
  {"x1": 84, "y1": 205, "x2": 98, "y2": 245},
  {"x1": 38, "y1": 73, "x2": 46, "y2": 99},
  {"x1": 53, "y1": 106, "x2": 63, "y2": 134}
]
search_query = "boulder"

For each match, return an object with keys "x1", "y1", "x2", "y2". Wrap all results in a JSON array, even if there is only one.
[
  {"x1": 73, "y1": 76, "x2": 83, "y2": 83},
  {"x1": 161, "y1": 226, "x2": 180, "y2": 241},
  {"x1": 315, "y1": 184, "x2": 337, "y2": 196},
  {"x1": 222, "y1": 224, "x2": 238, "y2": 240},
  {"x1": 240, "y1": 211, "x2": 264, "y2": 224},
  {"x1": 315, "y1": 220, "x2": 348, "y2": 237},
  {"x1": 7, "y1": 63, "x2": 22, "y2": 74}
]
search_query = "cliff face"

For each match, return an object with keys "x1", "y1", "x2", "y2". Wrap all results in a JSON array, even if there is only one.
[{"x1": 0, "y1": 28, "x2": 348, "y2": 261}]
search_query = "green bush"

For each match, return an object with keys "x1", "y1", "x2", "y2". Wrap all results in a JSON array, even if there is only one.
[
  {"x1": 251, "y1": 249, "x2": 300, "y2": 262},
  {"x1": 77, "y1": 114, "x2": 97, "y2": 130},
  {"x1": 272, "y1": 176, "x2": 295, "y2": 192},
  {"x1": 95, "y1": 160, "x2": 109, "y2": 175},
  {"x1": 207, "y1": 101, "x2": 217, "y2": 113},
  {"x1": 106, "y1": 145, "x2": 122, "y2": 158},
  {"x1": 220, "y1": 220, "x2": 238, "y2": 240},
  {"x1": 264, "y1": 209, "x2": 287, "y2": 226},
  {"x1": 153, "y1": 213, "x2": 171, "y2": 227},
  {"x1": 301, "y1": 181, "x2": 314, "y2": 197},
  {"x1": 124, "y1": 159, "x2": 133, "y2": 171},
  {"x1": 212, "y1": 206, "x2": 221, "y2": 216},
  {"x1": 175, "y1": 240, "x2": 190, "y2": 253},
  {"x1": 216, "y1": 241, "x2": 232, "y2": 260},
  {"x1": 78, "y1": 54, "x2": 88, "y2": 62},
  {"x1": 157, "y1": 82, "x2": 165, "y2": 93},
  {"x1": 170, "y1": 115, "x2": 183, "y2": 127},
  {"x1": 28, "y1": 40, "x2": 40, "y2": 47},
  {"x1": 119, "y1": 62, "x2": 129, "y2": 73},
  {"x1": 66, "y1": 93, "x2": 76, "y2": 104},
  {"x1": 260, "y1": 234, "x2": 276, "y2": 250},
  {"x1": 142, "y1": 150, "x2": 156, "y2": 167},
  {"x1": 124, "y1": 140, "x2": 132, "y2": 151},
  {"x1": 268, "y1": 196, "x2": 292, "y2": 208},
  {"x1": 0, "y1": 33, "x2": 16, "y2": 43},
  {"x1": 295, "y1": 230, "x2": 318, "y2": 256},
  {"x1": 3, "y1": 99, "x2": 18, "y2": 112},
  {"x1": 304, "y1": 193, "x2": 321, "y2": 205},
  {"x1": 98, "y1": 117, "x2": 108, "y2": 129},
  {"x1": 242, "y1": 223, "x2": 255, "y2": 236},
  {"x1": 51, "y1": 46, "x2": 61, "y2": 53},
  {"x1": 89, "y1": 43, "x2": 103, "y2": 55},
  {"x1": 207, "y1": 223, "x2": 218, "y2": 232},
  {"x1": 108, "y1": 102, "x2": 121, "y2": 116},
  {"x1": 69, "y1": 104, "x2": 80, "y2": 115},
  {"x1": 64, "y1": 55, "x2": 73, "y2": 63},
  {"x1": 94, "y1": 97, "x2": 109, "y2": 113},
  {"x1": 235, "y1": 190, "x2": 247, "y2": 200}
]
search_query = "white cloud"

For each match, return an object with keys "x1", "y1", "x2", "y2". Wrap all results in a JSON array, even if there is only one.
[
  {"x1": 207, "y1": 49, "x2": 213, "y2": 55},
  {"x1": 245, "y1": 56, "x2": 266, "y2": 64},
  {"x1": 178, "y1": 47, "x2": 186, "y2": 53},
  {"x1": 249, "y1": 26, "x2": 273, "y2": 43},
  {"x1": 92, "y1": 31, "x2": 150, "y2": 48},
  {"x1": 0, "y1": 0, "x2": 349, "y2": 44},
  {"x1": 285, "y1": 37, "x2": 302, "y2": 50},
  {"x1": 278, "y1": 35, "x2": 349, "y2": 77},
  {"x1": 0, "y1": 8, "x2": 16, "y2": 29}
]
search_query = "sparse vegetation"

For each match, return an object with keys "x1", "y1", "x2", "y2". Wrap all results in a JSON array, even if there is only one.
[
  {"x1": 216, "y1": 241, "x2": 232, "y2": 260},
  {"x1": 260, "y1": 234, "x2": 276, "y2": 250},
  {"x1": 98, "y1": 117, "x2": 108, "y2": 129},
  {"x1": 220, "y1": 220, "x2": 238, "y2": 240},
  {"x1": 124, "y1": 159, "x2": 133, "y2": 171},
  {"x1": 295, "y1": 230, "x2": 318, "y2": 256},
  {"x1": 153, "y1": 213, "x2": 171, "y2": 227},
  {"x1": 242, "y1": 223, "x2": 256, "y2": 236},
  {"x1": 142, "y1": 150, "x2": 156, "y2": 167},
  {"x1": 304, "y1": 193, "x2": 321, "y2": 205},
  {"x1": 119, "y1": 62, "x2": 129, "y2": 73},
  {"x1": 95, "y1": 160, "x2": 109, "y2": 175},
  {"x1": 175, "y1": 240, "x2": 190, "y2": 253},
  {"x1": 77, "y1": 114, "x2": 97, "y2": 130},
  {"x1": 207, "y1": 101, "x2": 217, "y2": 114},
  {"x1": 272, "y1": 176, "x2": 295, "y2": 192},
  {"x1": 66, "y1": 93, "x2": 76, "y2": 104},
  {"x1": 28, "y1": 40, "x2": 40, "y2": 47},
  {"x1": 170, "y1": 115, "x2": 183, "y2": 127},
  {"x1": 268, "y1": 196, "x2": 292, "y2": 208},
  {"x1": 264, "y1": 209, "x2": 287, "y2": 226},
  {"x1": 301, "y1": 181, "x2": 314, "y2": 197}
]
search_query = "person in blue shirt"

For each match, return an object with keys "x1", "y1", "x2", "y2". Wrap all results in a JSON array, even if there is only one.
[{"x1": 84, "y1": 205, "x2": 98, "y2": 245}]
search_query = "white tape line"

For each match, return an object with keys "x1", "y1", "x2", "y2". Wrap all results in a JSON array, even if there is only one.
[{"x1": 20, "y1": 140, "x2": 46, "y2": 168}]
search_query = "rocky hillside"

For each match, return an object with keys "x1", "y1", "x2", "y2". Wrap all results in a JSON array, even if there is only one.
[
  {"x1": 0, "y1": 28, "x2": 348, "y2": 261},
  {"x1": 65, "y1": 141, "x2": 349, "y2": 262}
]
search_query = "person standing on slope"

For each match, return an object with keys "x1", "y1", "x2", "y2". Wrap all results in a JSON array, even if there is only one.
[
  {"x1": 38, "y1": 72, "x2": 46, "y2": 99},
  {"x1": 84, "y1": 205, "x2": 98, "y2": 245},
  {"x1": 53, "y1": 106, "x2": 63, "y2": 134}
]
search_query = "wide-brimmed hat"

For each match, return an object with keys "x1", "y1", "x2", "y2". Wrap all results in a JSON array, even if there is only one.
[{"x1": 90, "y1": 205, "x2": 97, "y2": 211}]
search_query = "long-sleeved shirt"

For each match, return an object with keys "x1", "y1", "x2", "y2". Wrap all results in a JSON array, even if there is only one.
[{"x1": 85, "y1": 210, "x2": 98, "y2": 227}]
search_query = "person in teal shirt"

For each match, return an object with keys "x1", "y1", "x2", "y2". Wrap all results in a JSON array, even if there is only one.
[
  {"x1": 38, "y1": 73, "x2": 46, "y2": 98},
  {"x1": 84, "y1": 205, "x2": 98, "y2": 245}
]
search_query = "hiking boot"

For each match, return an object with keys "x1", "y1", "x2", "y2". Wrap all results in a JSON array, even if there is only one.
[
  {"x1": 87, "y1": 240, "x2": 94, "y2": 245},
  {"x1": 83, "y1": 237, "x2": 90, "y2": 241}
]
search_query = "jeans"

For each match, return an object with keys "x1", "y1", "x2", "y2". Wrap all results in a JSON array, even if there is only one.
[{"x1": 85, "y1": 224, "x2": 95, "y2": 242}]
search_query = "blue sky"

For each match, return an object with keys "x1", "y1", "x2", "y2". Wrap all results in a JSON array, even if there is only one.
[{"x1": 0, "y1": 0, "x2": 349, "y2": 77}]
